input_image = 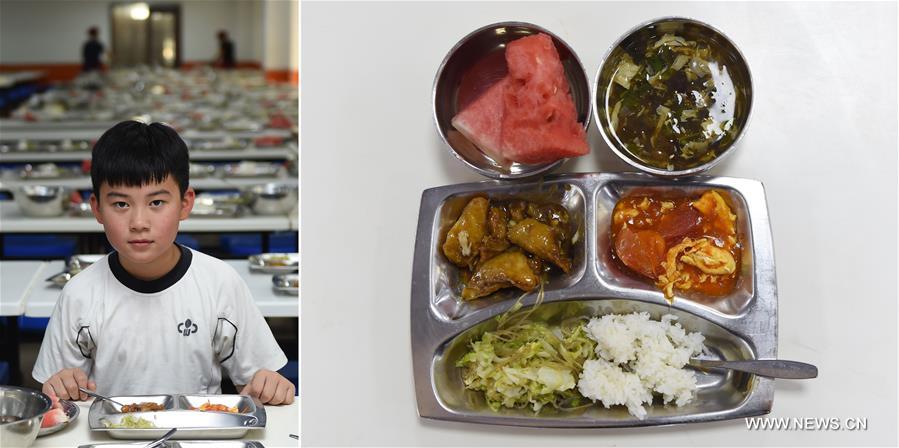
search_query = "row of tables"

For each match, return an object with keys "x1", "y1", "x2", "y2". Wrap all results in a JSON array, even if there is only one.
[
  {"x1": 1, "y1": 259, "x2": 298, "y2": 318},
  {"x1": 0, "y1": 201, "x2": 299, "y2": 233}
]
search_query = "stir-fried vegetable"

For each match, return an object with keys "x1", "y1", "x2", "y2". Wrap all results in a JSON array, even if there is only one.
[
  {"x1": 607, "y1": 33, "x2": 740, "y2": 171},
  {"x1": 103, "y1": 415, "x2": 156, "y2": 429},
  {"x1": 456, "y1": 294, "x2": 596, "y2": 412}
]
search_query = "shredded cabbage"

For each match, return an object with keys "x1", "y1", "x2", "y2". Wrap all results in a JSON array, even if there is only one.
[
  {"x1": 613, "y1": 54, "x2": 641, "y2": 90},
  {"x1": 456, "y1": 315, "x2": 596, "y2": 413},
  {"x1": 104, "y1": 415, "x2": 156, "y2": 429}
]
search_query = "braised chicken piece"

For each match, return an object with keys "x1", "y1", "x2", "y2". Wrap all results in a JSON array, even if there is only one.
[
  {"x1": 611, "y1": 190, "x2": 740, "y2": 302},
  {"x1": 461, "y1": 249, "x2": 538, "y2": 300},
  {"x1": 507, "y1": 199, "x2": 528, "y2": 222},
  {"x1": 508, "y1": 218, "x2": 572, "y2": 273},
  {"x1": 442, "y1": 197, "x2": 489, "y2": 268},
  {"x1": 120, "y1": 402, "x2": 165, "y2": 413},
  {"x1": 478, "y1": 206, "x2": 511, "y2": 263},
  {"x1": 443, "y1": 195, "x2": 575, "y2": 301}
]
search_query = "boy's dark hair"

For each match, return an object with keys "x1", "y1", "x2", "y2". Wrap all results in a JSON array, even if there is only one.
[{"x1": 91, "y1": 121, "x2": 190, "y2": 197}]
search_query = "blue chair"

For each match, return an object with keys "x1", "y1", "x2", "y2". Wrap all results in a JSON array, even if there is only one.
[
  {"x1": 3, "y1": 235, "x2": 78, "y2": 258},
  {"x1": 220, "y1": 234, "x2": 262, "y2": 257},
  {"x1": 0, "y1": 361, "x2": 9, "y2": 385},
  {"x1": 269, "y1": 232, "x2": 298, "y2": 253}
]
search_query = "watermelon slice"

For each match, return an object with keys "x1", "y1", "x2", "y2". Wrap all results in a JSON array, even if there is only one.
[
  {"x1": 500, "y1": 33, "x2": 589, "y2": 164},
  {"x1": 41, "y1": 408, "x2": 68, "y2": 428},
  {"x1": 450, "y1": 33, "x2": 589, "y2": 165},
  {"x1": 41, "y1": 391, "x2": 69, "y2": 428},
  {"x1": 450, "y1": 78, "x2": 508, "y2": 162}
]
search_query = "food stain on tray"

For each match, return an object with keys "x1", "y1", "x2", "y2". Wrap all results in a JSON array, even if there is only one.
[
  {"x1": 611, "y1": 190, "x2": 740, "y2": 301},
  {"x1": 442, "y1": 195, "x2": 575, "y2": 300}
]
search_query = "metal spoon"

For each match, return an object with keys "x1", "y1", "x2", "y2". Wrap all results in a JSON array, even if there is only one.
[
  {"x1": 144, "y1": 428, "x2": 177, "y2": 448},
  {"x1": 690, "y1": 358, "x2": 818, "y2": 379},
  {"x1": 78, "y1": 387, "x2": 126, "y2": 408}
]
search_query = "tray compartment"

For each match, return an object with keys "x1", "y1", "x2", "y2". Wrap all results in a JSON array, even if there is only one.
[
  {"x1": 103, "y1": 395, "x2": 175, "y2": 413},
  {"x1": 432, "y1": 298, "x2": 759, "y2": 426},
  {"x1": 178, "y1": 395, "x2": 257, "y2": 414},
  {"x1": 430, "y1": 181, "x2": 587, "y2": 321},
  {"x1": 594, "y1": 181, "x2": 755, "y2": 316}
]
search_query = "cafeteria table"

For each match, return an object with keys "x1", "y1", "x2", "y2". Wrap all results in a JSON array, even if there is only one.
[
  {"x1": 17, "y1": 260, "x2": 298, "y2": 318},
  {"x1": 0, "y1": 202, "x2": 296, "y2": 233},
  {"x1": 30, "y1": 398, "x2": 300, "y2": 447},
  {"x1": 0, "y1": 260, "x2": 45, "y2": 384}
]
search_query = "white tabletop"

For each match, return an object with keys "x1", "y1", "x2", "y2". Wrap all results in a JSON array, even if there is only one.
[
  {"x1": 0, "y1": 260, "x2": 44, "y2": 316},
  {"x1": 19, "y1": 260, "x2": 297, "y2": 318},
  {"x1": 0, "y1": 201, "x2": 294, "y2": 233},
  {"x1": 30, "y1": 399, "x2": 298, "y2": 448},
  {"x1": 301, "y1": 2, "x2": 897, "y2": 446}
]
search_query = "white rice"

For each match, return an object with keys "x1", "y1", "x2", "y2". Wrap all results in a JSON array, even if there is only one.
[{"x1": 577, "y1": 312, "x2": 705, "y2": 419}]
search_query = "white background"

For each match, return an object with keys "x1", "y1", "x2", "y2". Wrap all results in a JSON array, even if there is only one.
[{"x1": 301, "y1": 1, "x2": 897, "y2": 446}]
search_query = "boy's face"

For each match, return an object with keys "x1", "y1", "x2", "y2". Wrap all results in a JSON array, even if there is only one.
[{"x1": 90, "y1": 176, "x2": 195, "y2": 272}]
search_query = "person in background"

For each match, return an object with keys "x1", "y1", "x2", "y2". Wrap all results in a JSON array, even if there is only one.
[
  {"x1": 216, "y1": 30, "x2": 236, "y2": 69},
  {"x1": 82, "y1": 27, "x2": 105, "y2": 72}
]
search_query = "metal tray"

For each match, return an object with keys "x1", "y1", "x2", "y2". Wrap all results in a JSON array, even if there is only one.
[
  {"x1": 77, "y1": 442, "x2": 265, "y2": 448},
  {"x1": 249, "y1": 253, "x2": 299, "y2": 273},
  {"x1": 45, "y1": 254, "x2": 106, "y2": 287},
  {"x1": 410, "y1": 173, "x2": 777, "y2": 427},
  {"x1": 272, "y1": 273, "x2": 299, "y2": 295},
  {"x1": 88, "y1": 394, "x2": 266, "y2": 439},
  {"x1": 221, "y1": 162, "x2": 282, "y2": 178},
  {"x1": 190, "y1": 201, "x2": 244, "y2": 218}
]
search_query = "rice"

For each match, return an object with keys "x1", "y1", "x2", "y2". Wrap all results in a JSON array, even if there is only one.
[{"x1": 576, "y1": 312, "x2": 705, "y2": 419}]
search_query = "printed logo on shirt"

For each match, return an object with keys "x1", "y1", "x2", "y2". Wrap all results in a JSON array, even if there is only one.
[{"x1": 177, "y1": 318, "x2": 198, "y2": 336}]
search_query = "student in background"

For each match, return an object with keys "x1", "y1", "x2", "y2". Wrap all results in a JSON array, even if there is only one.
[
  {"x1": 82, "y1": 27, "x2": 105, "y2": 72},
  {"x1": 216, "y1": 31, "x2": 236, "y2": 69}
]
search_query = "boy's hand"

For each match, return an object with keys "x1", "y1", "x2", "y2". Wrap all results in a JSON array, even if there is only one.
[
  {"x1": 239, "y1": 369, "x2": 295, "y2": 405},
  {"x1": 43, "y1": 368, "x2": 96, "y2": 401}
]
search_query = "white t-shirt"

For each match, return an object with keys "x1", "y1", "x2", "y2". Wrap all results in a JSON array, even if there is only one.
[{"x1": 33, "y1": 246, "x2": 288, "y2": 396}]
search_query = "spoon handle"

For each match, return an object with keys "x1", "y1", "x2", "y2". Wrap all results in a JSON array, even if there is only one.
[
  {"x1": 145, "y1": 427, "x2": 177, "y2": 448},
  {"x1": 692, "y1": 359, "x2": 818, "y2": 379},
  {"x1": 78, "y1": 387, "x2": 123, "y2": 407}
]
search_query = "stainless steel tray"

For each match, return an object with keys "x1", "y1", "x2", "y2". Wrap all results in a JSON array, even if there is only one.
[
  {"x1": 88, "y1": 394, "x2": 266, "y2": 439},
  {"x1": 221, "y1": 162, "x2": 282, "y2": 178},
  {"x1": 272, "y1": 273, "x2": 299, "y2": 295},
  {"x1": 411, "y1": 173, "x2": 777, "y2": 427},
  {"x1": 77, "y1": 442, "x2": 265, "y2": 448},
  {"x1": 249, "y1": 253, "x2": 299, "y2": 273}
]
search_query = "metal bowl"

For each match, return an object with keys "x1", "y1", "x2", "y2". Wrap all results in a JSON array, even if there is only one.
[
  {"x1": 433, "y1": 21, "x2": 591, "y2": 179},
  {"x1": 14, "y1": 186, "x2": 71, "y2": 217},
  {"x1": 0, "y1": 386, "x2": 52, "y2": 447},
  {"x1": 245, "y1": 184, "x2": 297, "y2": 216},
  {"x1": 593, "y1": 17, "x2": 753, "y2": 177}
]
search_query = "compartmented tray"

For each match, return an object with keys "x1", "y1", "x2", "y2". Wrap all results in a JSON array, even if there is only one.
[
  {"x1": 411, "y1": 173, "x2": 777, "y2": 427},
  {"x1": 88, "y1": 394, "x2": 266, "y2": 439},
  {"x1": 249, "y1": 253, "x2": 299, "y2": 273}
]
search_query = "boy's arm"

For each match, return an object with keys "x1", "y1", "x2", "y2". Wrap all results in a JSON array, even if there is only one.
[
  {"x1": 33, "y1": 288, "x2": 96, "y2": 399},
  {"x1": 213, "y1": 272, "x2": 289, "y2": 401}
]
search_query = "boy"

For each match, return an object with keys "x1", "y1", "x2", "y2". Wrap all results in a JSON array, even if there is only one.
[{"x1": 33, "y1": 121, "x2": 295, "y2": 405}]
